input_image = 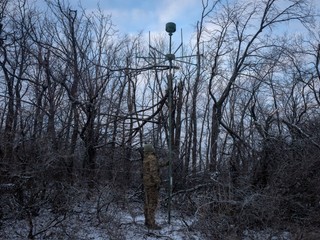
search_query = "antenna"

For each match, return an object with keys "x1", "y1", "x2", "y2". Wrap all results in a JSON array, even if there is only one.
[{"x1": 138, "y1": 22, "x2": 197, "y2": 224}]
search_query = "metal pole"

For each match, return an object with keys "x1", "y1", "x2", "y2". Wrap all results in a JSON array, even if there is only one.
[{"x1": 167, "y1": 32, "x2": 173, "y2": 224}]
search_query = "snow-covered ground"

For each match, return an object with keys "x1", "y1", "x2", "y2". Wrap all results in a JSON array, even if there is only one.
[
  {"x1": 0, "y1": 195, "x2": 295, "y2": 240},
  {"x1": 0, "y1": 198, "x2": 204, "y2": 240}
]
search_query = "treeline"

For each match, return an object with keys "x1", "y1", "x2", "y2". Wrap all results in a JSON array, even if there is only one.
[{"x1": 0, "y1": 0, "x2": 320, "y2": 238}]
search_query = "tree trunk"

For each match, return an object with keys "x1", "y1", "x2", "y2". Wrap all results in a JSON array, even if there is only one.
[{"x1": 209, "y1": 104, "x2": 222, "y2": 172}]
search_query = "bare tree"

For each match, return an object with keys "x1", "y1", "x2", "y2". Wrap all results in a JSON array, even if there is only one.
[{"x1": 198, "y1": 0, "x2": 315, "y2": 172}]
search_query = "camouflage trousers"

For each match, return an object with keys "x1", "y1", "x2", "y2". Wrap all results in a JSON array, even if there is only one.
[{"x1": 144, "y1": 185, "x2": 159, "y2": 228}]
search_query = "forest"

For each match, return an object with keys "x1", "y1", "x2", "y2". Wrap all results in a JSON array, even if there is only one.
[{"x1": 1, "y1": 0, "x2": 320, "y2": 239}]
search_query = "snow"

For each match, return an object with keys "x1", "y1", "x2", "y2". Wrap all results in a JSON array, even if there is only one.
[
  {"x1": 243, "y1": 229, "x2": 292, "y2": 240},
  {"x1": 0, "y1": 198, "x2": 203, "y2": 240},
  {"x1": 0, "y1": 193, "x2": 295, "y2": 240}
]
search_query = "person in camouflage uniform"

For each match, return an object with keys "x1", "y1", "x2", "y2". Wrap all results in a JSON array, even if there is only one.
[{"x1": 143, "y1": 144, "x2": 161, "y2": 229}]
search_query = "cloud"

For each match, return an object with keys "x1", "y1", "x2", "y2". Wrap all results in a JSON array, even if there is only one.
[
  {"x1": 157, "y1": 0, "x2": 198, "y2": 24},
  {"x1": 108, "y1": 7, "x2": 157, "y2": 32},
  {"x1": 66, "y1": 0, "x2": 200, "y2": 41}
]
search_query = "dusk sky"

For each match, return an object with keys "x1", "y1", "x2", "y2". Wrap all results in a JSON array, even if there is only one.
[{"x1": 63, "y1": 0, "x2": 202, "y2": 40}]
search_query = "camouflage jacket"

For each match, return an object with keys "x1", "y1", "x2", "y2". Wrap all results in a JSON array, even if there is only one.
[{"x1": 143, "y1": 145, "x2": 161, "y2": 187}]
